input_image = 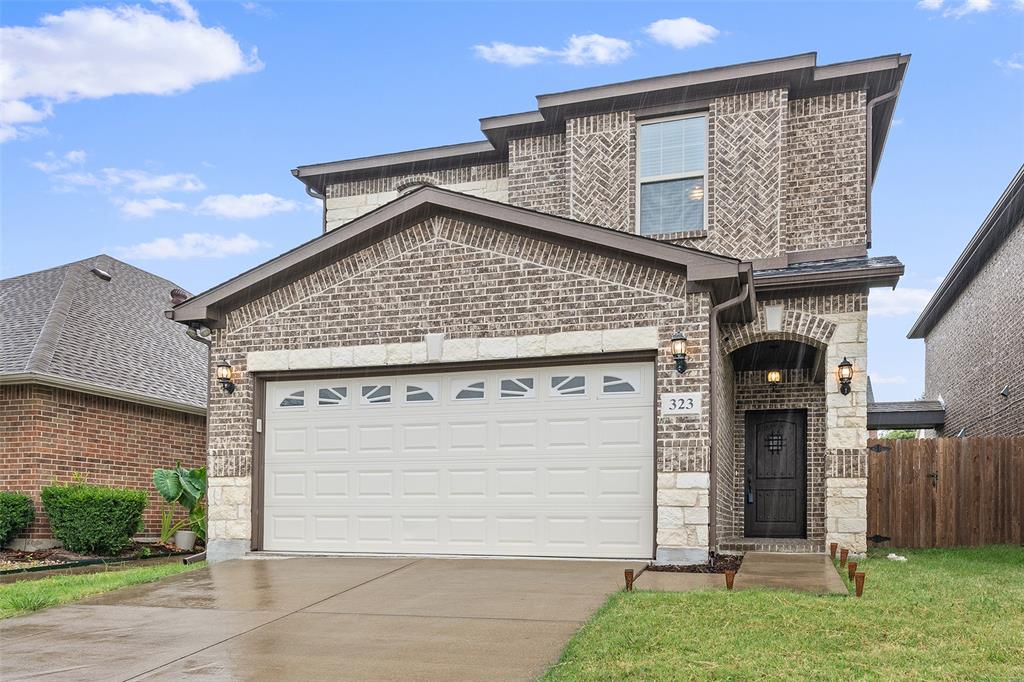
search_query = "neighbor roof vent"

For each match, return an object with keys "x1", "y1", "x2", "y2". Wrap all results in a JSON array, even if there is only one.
[
  {"x1": 90, "y1": 267, "x2": 112, "y2": 281},
  {"x1": 170, "y1": 288, "x2": 189, "y2": 306}
]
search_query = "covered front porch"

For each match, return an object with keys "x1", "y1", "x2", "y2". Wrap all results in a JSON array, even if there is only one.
[{"x1": 710, "y1": 294, "x2": 869, "y2": 556}]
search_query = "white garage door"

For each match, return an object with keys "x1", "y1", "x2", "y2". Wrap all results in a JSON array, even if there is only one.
[{"x1": 262, "y1": 361, "x2": 654, "y2": 558}]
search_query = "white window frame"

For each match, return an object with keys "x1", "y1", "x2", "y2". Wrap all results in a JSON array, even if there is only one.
[{"x1": 635, "y1": 112, "x2": 709, "y2": 236}]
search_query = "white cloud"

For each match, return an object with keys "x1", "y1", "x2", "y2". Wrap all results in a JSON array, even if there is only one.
[
  {"x1": 196, "y1": 193, "x2": 299, "y2": 219},
  {"x1": 645, "y1": 17, "x2": 719, "y2": 49},
  {"x1": 870, "y1": 374, "x2": 909, "y2": 385},
  {"x1": 869, "y1": 287, "x2": 935, "y2": 317},
  {"x1": 474, "y1": 43, "x2": 553, "y2": 66},
  {"x1": 947, "y1": 0, "x2": 993, "y2": 15},
  {"x1": 0, "y1": 0, "x2": 261, "y2": 142},
  {"x1": 116, "y1": 197, "x2": 188, "y2": 218},
  {"x1": 30, "y1": 149, "x2": 87, "y2": 173},
  {"x1": 995, "y1": 53, "x2": 1024, "y2": 71},
  {"x1": 474, "y1": 33, "x2": 632, "y2": 67},
  {"x1": 52, "y1": 167, "x2": 205, "y2": 193},
  {"x1": 116, "y1": 232, "x2": 268, "y2": 259},
  {"x1": 920, "y1": 0, "x2": 995, "y2": 16},
  {"x1": 560, "y1": 35, "x2": 633, "y2": 66}
]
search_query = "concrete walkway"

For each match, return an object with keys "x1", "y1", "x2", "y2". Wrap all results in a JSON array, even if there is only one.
[
  {"x1": 1, "y1": 556, "x2": 644, "y2": 681},
  {"x1": 633, "y1": 552, "x2": 847, "y2": 595},
  {"x1": 733, "y1": 552, "x2": 848, "y2": 595}
]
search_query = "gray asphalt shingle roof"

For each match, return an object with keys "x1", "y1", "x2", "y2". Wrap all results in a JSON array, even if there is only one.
[{"x1": 0, "y1": 255, "x2": 207, "y2": 411}]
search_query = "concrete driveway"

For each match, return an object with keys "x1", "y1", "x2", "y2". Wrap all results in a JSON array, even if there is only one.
[{"x1": 1, "y1": 556, "x2": 642, "y2": 681}]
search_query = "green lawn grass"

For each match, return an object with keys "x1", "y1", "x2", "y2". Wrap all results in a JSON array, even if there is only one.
[
  {"x1": 543, "y1": 546, "x2": 1024, "y2": 681},
  {"x1": 0, "y1": 561, "x2": 203, "y2": 619}
]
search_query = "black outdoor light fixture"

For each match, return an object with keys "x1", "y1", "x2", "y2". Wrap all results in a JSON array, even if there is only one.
[
  {"x1": 766, "y1": 369, "x2": 782, "y2": 389},
  {"x1": 837, "y1": 357, "x2": 854, "y2": 395},
  {"x1": 670, "y1": 333, "x2": 688, "y2": 374},
  {"x1": 216, "y1": 361, "x2": 235, "y2": 395}
]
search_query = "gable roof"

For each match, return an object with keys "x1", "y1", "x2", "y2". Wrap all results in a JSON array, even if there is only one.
[
  {"x1": 293, "y1": 52, "x2": 910, "y2": 194},
  {"x1": 171, "y1": 186, "x2": 754, "y2": 325},
  {"x1": 0, "y1": 255, "x2": 207, "y2": 413},
  {"x1": 908, "y1": 164, "x2": 1024, "y2": 339}
]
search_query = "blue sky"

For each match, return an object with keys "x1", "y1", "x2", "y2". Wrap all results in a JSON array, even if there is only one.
[{"x1": 1, "y1": 0, "x2": 1022, "y2": 401}]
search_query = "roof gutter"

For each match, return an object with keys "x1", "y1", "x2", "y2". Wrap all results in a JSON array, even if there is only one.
[
  {"x1": 864, "y1": 74, "x2": 904, "y2": 249},
  {"x1": 0, "y1": 372, "x2": 207, "y2": 416},
  {"x1": 708, "y1": 279, "x2": 753, "y2": 557}
]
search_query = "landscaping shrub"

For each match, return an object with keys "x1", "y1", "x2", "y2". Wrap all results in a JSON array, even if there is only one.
[
  {"x1": 0, "y1": 492, "x2": 35, "y2": 546},
  {"x1": 41, "y1": 484, "x2": 147, "y2": 555}
]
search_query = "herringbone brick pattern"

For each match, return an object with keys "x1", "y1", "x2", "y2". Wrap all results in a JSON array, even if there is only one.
[
  {"x1": 706, "y1": 90, "x2": 786, "y2": 260},
  {"x1": 567, "y1": 111, "x2": 635, "y2": 230}
]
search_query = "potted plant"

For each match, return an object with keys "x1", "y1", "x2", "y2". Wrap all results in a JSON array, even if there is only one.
[{"x1": 152, "y1": 463, "x2": 206, "y2": 551}]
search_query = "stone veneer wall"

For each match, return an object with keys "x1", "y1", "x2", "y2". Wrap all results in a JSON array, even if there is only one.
[
  {"x1": 719, "y1": 289, "x2": 869, "y2": 553},
  {"x1": 323, "y1": 163, "x2": 508, "y2": 231},
  {"x1": 730, "y1": 369, "x2": 827, "y2": 544},
  {"x1": 924, "y1": 216, "x2": 1024, "y2": 436},
  {"x1": 206, "y1": 213, "x2": 715, "y2": 562}
]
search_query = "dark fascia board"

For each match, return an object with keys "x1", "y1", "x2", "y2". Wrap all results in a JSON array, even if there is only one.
[
  {"x1": 908, "y1": 163, "x2": 1024, "y2": 339},
  {"x1": 534, "y1": 53, "x2": 817, "y2": 109},
  {"x1": 294, "y1": 52, "x2": 908, "y2": 191},
  {"x1": 292, "y1": 140, "x2": 504, "y2": 194},
  {"x1": 867, "y1": 403, "x2": 945, "y2": 430},
  {"x1": 172, "y1": 186, "x2": 743, "y2": 325},
  {"x1": 753, "y1": 259, "x2": 904, "y2": 293},
  {"x1": 0, "y1": 372, "x2": 207, "y2": 416}
]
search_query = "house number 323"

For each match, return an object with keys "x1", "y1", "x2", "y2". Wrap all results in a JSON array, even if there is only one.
[{"x1": 661, "y1": 393, "x2": 702, "y2": 415}]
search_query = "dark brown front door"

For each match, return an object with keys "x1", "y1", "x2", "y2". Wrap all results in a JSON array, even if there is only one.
[{"x1": 744, "y1": 410, "x2": 807, "y2": 538}]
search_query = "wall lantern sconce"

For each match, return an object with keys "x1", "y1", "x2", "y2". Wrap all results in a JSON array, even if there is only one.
[
  {"x1": 837, "y1": 357, "x2": 854, "y2": 395},
  {"x1": 766, "y1": 369, "x2": 782, "y2": 389},
  {"x1": 216, "y1": 360, "x2": 236, "y2": 395},
  {"x1": 670, "y1": 333, "x2": 688, "y2": 374}
]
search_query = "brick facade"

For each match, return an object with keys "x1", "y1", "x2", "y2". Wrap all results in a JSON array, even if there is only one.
[
  {"x1": 924, "y1": 216, "x2": 1024, "y2": 436},
  {"x1": 0, "y1": 384, "x2": 206, "y2": 548},
  {"x1": 207, "y1": 214, "x2": 717, "y2": 562},
  {"x1": 322, "y1": 89, "x2": 869, "y2": 264},
  {"x1": 207, "y1": 81, "x2": 881, "y2": 561},
  {"x1": 508, "y1": 134, "x2": 568, "y2": 217}
]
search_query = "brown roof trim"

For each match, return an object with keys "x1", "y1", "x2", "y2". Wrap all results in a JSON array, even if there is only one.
[
  {"x1": 753, "y1": 257, "x2": 904, "y2": 293},
  {"x1": 293, "y1": 51, "x2": 909, "y2": 193},
  {"x1": 908, "y1": 164, "x2": 1024, "y2": 339},
  {"x1": 172, "y1": 186, "x2": 745, "y2": 325},
  {"x1": 867, "y1": 400, "x2": 945, "y2": 430},
  {"x1": 0, "y1": 373, "x2": 207, "y2": 416},
  {"x1": 534, "y1": 53, "x2": 817, "y2": 109}
]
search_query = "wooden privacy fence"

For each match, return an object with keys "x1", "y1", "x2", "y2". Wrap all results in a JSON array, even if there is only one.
[{"x1": 867, "y1": 437, "x2": 1024, "y2": 548}]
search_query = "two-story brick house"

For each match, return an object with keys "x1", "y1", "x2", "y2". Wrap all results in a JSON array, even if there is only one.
[{"x1": 173, "y1": 52, "x2": 908, "y2": 563}]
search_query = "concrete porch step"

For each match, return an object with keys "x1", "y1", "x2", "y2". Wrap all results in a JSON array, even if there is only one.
[{"x1": 718, "y1": 538, "x2": 825, "y2": 554}]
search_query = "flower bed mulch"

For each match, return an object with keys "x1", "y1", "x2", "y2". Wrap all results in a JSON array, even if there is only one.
[
  {"x1": 0, "y1": 542, "x2": 192, "y2": 574},
  {"x1": 647, "y1": 554, "x2": 743, "y2": 574}
]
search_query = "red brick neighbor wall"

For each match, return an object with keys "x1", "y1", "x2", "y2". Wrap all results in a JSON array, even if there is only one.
[{"x1": 0, "y1": 384, "x2": 206, "y2": 544}]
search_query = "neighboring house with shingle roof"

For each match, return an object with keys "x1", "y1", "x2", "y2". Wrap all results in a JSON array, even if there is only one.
[{"x1": 0, "y1": 255, "x2": 207, "y2": 549}]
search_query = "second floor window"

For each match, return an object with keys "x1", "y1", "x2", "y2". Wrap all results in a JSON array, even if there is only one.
[{"x1": 638, "y1": 114, "x2": 706, "y2": 235}]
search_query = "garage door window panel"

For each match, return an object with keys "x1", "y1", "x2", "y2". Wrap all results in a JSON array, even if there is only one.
[
  {"x1": 360, "y1": 384, "x2": 392, "y2": 405},
  {"x1": 452, "y1": 378, "x2": 487, "y2": 401},
  {"x1": 317, "y1": 386, "x2": 349, "y2": 407}
]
